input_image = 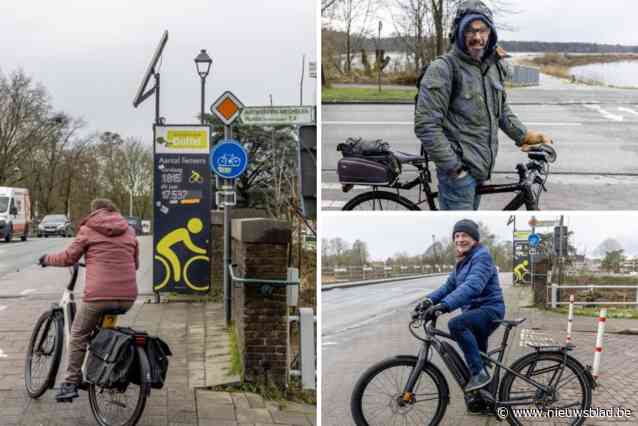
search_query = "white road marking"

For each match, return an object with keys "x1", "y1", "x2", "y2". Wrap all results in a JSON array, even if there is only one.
[
  {"x1": 324, "y1": 121, "x2": 583, "y2": 126},
  {"x1": 618, "y1": 107, "x2": 638, "y2": 117},
  {"x1": 0, "y1": 349, "x2": 7, "y2": 358},
  {"x1": 0, "y1": 306, "x2": 6, "y2": 312},
  {"x1": 583, "y1": 104, "x2": 623, "y2": 121},
  {"x1": 20, "y1": 289, "x2": 36, "y2": 295},
  {"x1": 321, "y1": 200, "x2": 346, "y2": 209}
]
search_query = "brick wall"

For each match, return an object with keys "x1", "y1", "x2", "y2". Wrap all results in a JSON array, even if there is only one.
[
  {"x1": 210, "y1": 209, "x2": 266, "y2": 295},
  {"x1": 231, "y1": 218, "x2": 291, "y2": 388}
]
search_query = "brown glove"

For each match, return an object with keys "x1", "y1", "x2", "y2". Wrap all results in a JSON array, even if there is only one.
[{"x1": 520, "y1": 131, "x2": 552, "y2": 152}]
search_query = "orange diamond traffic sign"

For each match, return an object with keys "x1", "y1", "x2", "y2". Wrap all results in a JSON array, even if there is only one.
[{"x1": 211, "y1": 91, "x2": 244, "y2": 125}]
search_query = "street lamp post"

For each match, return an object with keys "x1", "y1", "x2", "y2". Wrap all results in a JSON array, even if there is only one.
[{"x1": 194, "y1": 49, "x2": 213, "y2": 124}]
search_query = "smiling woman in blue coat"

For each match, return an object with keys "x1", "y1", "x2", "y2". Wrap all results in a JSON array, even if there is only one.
[{"x1": 416, "y1": 219, "x2": 505, "y2": 392}]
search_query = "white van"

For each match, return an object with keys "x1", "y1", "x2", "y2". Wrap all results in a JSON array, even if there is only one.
[{"x1": 0, "y1": 187, "x2": 32, "y2": 242}]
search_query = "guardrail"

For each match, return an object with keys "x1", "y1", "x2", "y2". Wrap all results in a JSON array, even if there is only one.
[
  {"x1": 549, "y1": 284, "x2": 638, "y2": 308},
  {"x1": 288, "y1": 308, "x2": 316, "y2": 390},
  {"x1": 322, "y1": 264, "x2": 453, "y2": 284},
  {"x1": 508, "y1": 64, "x2": 539, "y2": 86}
]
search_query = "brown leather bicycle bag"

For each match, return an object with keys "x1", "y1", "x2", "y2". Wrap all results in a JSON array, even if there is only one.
[
  {"x1": 84, "y1": 328, "x2": 134, "y2": 388},
  {"x1": 337, "y1": 137, "x2": 401, "y2": 185}
]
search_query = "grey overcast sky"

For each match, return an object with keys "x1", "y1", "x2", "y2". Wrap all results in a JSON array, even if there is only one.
[
  {"x1": 0, "y1": 0, "x2": 317, "y2": 143},
  {"x1": 322, "y1": 213, "x2": 638, "y2": 260},
  {"x1": 495, "y1": 0, "x2": 638, "y2": 45},
  {"x1": 368, "y1": 0, "x2": 638, "y2": 45}
]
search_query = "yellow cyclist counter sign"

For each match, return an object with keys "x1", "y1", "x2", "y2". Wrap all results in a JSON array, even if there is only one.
[{"x1": 153, "y1": 124, "x2": 211, "y2": 294}]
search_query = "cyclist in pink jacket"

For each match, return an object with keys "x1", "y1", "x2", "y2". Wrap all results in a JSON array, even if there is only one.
[{"x1": 39, "y1": 199, "x2": 139, "y2": 402}]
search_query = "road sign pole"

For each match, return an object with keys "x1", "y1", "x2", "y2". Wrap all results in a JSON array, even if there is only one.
[
  {"x1": 210, "y1": 90, "x2": 246, "y2": 326},
  {"x1": 223, "y1": 124, "x2": 233, "y2": 327}
]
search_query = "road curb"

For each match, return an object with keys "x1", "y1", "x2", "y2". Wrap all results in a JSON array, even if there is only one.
[{"x1": 322, "y1": 273, "x2": 448, "y2": 291}]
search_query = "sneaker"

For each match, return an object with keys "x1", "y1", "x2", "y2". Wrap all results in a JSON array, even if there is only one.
[
  {"x1": 465, "y1": 370, "x2": 492, "y2": 392},
  {"x1": 55, "y1": 382, "x2": 79, "y2": 402}
]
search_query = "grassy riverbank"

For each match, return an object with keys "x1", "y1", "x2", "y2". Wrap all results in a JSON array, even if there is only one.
[{"x1": 519, "y1": 52, "x2": 638, "y2": 85}]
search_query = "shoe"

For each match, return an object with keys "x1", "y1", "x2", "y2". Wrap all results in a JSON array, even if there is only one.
[
  {"x1": 465, "y1": 370, "x2": 491, "y2": 392},
  {"x1": 55, "y1": 382, "x2": 79, "y2": 402}
]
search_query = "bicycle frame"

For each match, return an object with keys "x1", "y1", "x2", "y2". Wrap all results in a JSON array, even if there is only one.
[
  {"x1": 402, "y1": 317, "x2": 572, "y2": 408},
  {"x1": 341, "y1": 148, "x2": 553, "y2": 210}
]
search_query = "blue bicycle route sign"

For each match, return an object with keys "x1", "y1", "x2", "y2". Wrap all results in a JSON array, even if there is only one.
[
  {"x1": 528, "y1": 233, "x2": 541, "y2": 248},
  {"x1": 210, "y1": 139, "x2": 248, "y2": 179}
]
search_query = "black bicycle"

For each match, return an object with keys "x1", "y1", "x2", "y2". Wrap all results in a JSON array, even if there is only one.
[
  {"x1": 339, "y1": 143, "x2": 557, "y2": 211},
  {"x1": 24, "y1": 263, "x2": 150, "y2": 426},
  {"x1": 351, "y1": 309, "x2": 594, "y2": 425}
]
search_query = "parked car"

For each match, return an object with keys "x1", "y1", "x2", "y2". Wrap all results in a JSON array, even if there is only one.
[
  {"x1": 37, "y1": 214, "x2": 74, "y2": 238},
  {"x1": 0, "y1": 186, "x2": 32, "y2": 242},
  {"x1": 125, "y1": 216, "x2": 143, "y2": 236}
]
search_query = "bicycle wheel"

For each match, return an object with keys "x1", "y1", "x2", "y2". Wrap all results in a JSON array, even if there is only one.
[
  {"x1": 343, "y1": 191, "x2": 421, "y2": 211},
  {"x1": 498, "y1": 352, "x2": 592, "y2": 426},
  {"x1": 351, "y1": 357, "x2": 448, "y2": 426},
  {"x1": 25, "y1": 310, "x2": 64, "y2": 398},
  {"x1": 89, "y1": 346, "x2": 151, "y2": 426}
]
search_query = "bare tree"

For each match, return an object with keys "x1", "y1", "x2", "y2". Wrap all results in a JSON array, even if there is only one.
[
  {"x1": 322, "y1": 0, "x2": 342, "y2": 14},
  {"x1": 0, "y1": 70, "x2": 56, "y2": 185},
  {"x1": 334, "y1": 0, "x2": 374, "y2": 73},
  {"x1": 121, "y1": 138, "x2": 153, "y2": 217},
  {"x1": 388, "y1": 0, "x2": 431, "y2": 72}
]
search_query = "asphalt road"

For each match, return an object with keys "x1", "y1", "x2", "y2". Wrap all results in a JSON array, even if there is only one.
[
  {"x1": 322, "y1": 82, "x2": 638, "y2": 210},
  {"x1": 0, "y1": 235, "x2": 154, "y2": 298}
]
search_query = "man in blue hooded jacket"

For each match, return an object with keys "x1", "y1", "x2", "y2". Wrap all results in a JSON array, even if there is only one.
[{"x1": 417, "y1": 219, "x2": 505, "y2": 391}]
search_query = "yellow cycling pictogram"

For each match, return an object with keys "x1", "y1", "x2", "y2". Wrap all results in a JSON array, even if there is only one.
[
  {"x1": 154, "y1": 217, "x2": 210, "y2": 292},
  {"x1": 189, "y1": 170, "x2": 204, "y2": 184},
  {"x1": 513, "y1": 259, "x2": 529, "y2": 285}
]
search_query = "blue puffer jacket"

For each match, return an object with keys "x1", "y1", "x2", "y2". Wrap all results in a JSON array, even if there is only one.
[{"x1": 427, "y1": 244, "x2": 505, "y2": 315}]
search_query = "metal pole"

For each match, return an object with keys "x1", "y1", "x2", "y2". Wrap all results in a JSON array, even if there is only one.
[
  {"x1": 378, "y1": 20, "x2": 382, "y2": 93},
  {"x1": 154, "y1": 73, "x2": 160, "y2": 125},
  {"x1": 223, "y1": 124, "x2": 233, "y2": 326},
  {"x1": 200, "y1": 77, "x2": 205, "y2": 124},
  {"x1": 153, "y1": 71, "x2": 160, "y2": 304},
  {"x1": 129, "y1": 190, "x2": 133, "y2": 217},
  {"x1": 558, "y1": 215, "x2": 565, "y2": 287},
  {"x1": 300, "y1": 54, "x2": 305, "y2": 106}
]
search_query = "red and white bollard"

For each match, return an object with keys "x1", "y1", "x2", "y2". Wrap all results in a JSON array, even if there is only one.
[
  {"x1": 592, "y1": 308, "x2": 607, "y2": 380},
  {"x1": 566, "y1": 294, "x2": 574, "y2": 344}
]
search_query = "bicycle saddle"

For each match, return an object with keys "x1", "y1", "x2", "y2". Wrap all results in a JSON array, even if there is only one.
[
  {"x1": 100, "y1": 307, "x2": 128, "y2": 316},
  {"x1": 393, "y1": 151, "x2": 427, "y2": 164},
  {"x1": 493, "y1": 318, "x2": 526, "y2": 327}
]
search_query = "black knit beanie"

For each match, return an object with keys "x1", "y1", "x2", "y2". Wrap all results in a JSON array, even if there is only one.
[{"x1": 453, "y1": 219, "x2": 480, "y2": 241}]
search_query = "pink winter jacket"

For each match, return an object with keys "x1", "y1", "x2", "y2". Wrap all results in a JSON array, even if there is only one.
[{"x1": 45, "y1": 209, "x2": 139, "y2": 302}]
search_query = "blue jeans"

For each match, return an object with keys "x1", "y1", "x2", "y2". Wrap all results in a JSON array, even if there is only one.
[
  {"x1": 448, "y1": 307, "x2": 503, "y2": 376},
  {"x1": 437, "y1": 170, "x2": 481, "y2": 210}
]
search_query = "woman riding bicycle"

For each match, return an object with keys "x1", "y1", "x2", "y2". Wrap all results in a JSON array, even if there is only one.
[
  {"x1": 39, "y1": 199, "x2": 139, "y2": 402},
  {"x1": 416, "y1": 219, "x2": 504, "y2": 392}
]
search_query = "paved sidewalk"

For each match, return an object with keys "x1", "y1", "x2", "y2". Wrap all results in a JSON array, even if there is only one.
[
  {"x1": 0, "y1": 264, "x2": 316, "y2": 425},
  {"x1": 502, "y1": 285, "x2": 638, "y2": 425}
]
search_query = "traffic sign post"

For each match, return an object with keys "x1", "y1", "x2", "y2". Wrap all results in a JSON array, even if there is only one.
[{"x1": 211, "y1": 91, "x2": 245, "y2": 326}]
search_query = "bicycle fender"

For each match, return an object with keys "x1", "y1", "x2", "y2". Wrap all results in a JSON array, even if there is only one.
[{"x1": 508, "y1": 350, "x2": 596, "y2": 390}]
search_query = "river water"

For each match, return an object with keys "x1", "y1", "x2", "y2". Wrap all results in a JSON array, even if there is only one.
[{"x1": 569, "y1": 61, "x2": 638, "y2": 88}]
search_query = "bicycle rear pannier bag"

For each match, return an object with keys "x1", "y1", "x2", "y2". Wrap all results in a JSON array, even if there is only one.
[
  {"x1": 337, "y1": 157, "x2": 398, "y2": 185},
  {"x1": 145, "y1": 336, "x2": 172, "y2": 389},
  {"x1": 84, "y1": 329, "x2": 134, "y2": 388}
]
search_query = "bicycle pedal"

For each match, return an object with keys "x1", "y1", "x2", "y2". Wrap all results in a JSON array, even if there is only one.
[{"x1": 56, "y1": 396, "x2": 74, "y2": 403}]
